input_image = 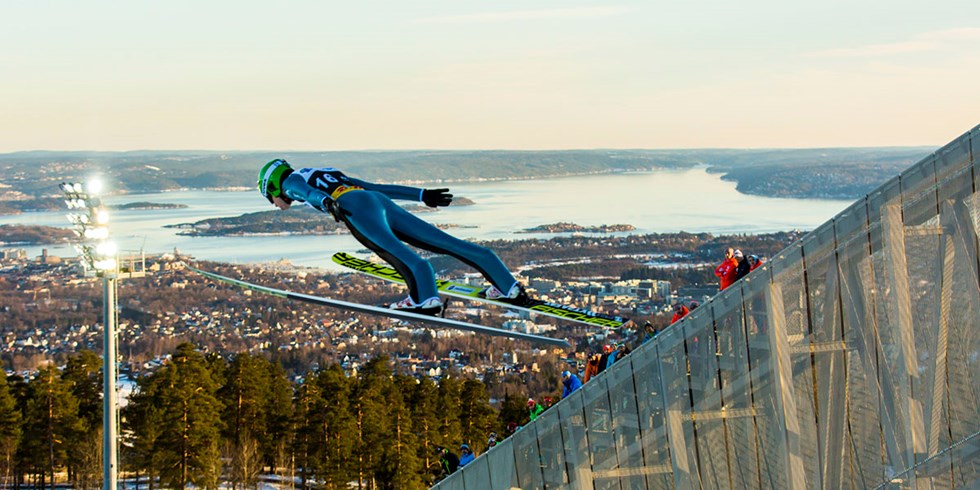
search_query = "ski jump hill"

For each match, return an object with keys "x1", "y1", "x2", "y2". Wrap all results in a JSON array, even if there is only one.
[{"x1": 434, "y1": 124, "x2": 980, "y2": 490}]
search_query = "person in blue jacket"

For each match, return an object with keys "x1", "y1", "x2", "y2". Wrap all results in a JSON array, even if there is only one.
[
  {"x1": 258, "y1": 159, "x2": 526, "y2": 315},
  {"x1": 458, "y1": 444, "x2": 475, "y2": 467},
  {"x1": 561, "y1": 370, "x2": 583, "y2": 398}
]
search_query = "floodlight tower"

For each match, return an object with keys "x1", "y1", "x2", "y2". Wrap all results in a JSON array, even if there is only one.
[{"x1": 61, "y1": 180, "x2": 118, "y2": 490}]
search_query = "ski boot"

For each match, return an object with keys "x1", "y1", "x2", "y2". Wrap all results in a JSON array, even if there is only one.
[
  {"x1": 390, "y1": 296, "x2": 444, "y2": 316},
  {"x1": 483, "y1": 283, "x2": 530, "y2": 306}
]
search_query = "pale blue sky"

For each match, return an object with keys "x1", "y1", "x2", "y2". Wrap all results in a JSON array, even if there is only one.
[{"x1": 2, "y1": 1, "x2": 977, "y2": 151}]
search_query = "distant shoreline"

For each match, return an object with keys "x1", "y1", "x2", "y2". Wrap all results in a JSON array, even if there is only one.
[{"x1": 2, "y1": 147, "x2": 929, "y2": 205}]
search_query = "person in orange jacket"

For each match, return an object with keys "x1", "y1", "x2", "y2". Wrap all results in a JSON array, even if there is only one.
[
  {"x1": 714, "y1": 247, "x2": 739, "y2": 290},
  {"x1": 583, "y1": 354, "x2": 601, "y2": 382},
  {"x1": 670, "y1": 303, "x2": 690, "y2": 324}
]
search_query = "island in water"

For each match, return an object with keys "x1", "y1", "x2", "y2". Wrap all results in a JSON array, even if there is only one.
[
  {"x1": 519, "y1": 222, "x2": 636, "y2": 233},
  {"x1": 168, "y1": 198, "x2": 475, "y2": 237},
  {"x1": 0, "y1": 224, "x2": 75, "y2": 245},
  {"x1": 110, "y1": 202, "x2": 188, "y2": 211}
]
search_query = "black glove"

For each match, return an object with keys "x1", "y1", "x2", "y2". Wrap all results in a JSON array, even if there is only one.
[
  {"x1": 422, "y1": 188, "x2": 453, "y2": 207},
  {"x1": 315, "y1": 197, "x2": 330, "y2": 213}
]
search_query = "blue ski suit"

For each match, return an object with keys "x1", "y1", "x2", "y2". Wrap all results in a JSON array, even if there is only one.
[{"x1": 280, "y1": 167, "x2": 518, "y2": 303}]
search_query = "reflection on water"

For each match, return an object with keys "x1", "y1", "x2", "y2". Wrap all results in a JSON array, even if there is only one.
[{"x1": 2, "y1": 168, "x2": 850, "y2": 270}]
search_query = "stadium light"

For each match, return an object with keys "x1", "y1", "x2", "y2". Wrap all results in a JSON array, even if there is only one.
[
  {"x1": 87, "y1": 177, "x2": 104, "y2": 195},
  {"x1": 60, "y1": 180, "x2": 119, "y2": 490}
]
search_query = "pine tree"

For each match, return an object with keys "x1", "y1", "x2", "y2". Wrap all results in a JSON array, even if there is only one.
[
  {"x1": 315, "y1": 364, "x2": 358, "y2": 488},
  {"x1": 294, "y1": 365, "x2": 353, "y2": 488},
  {"x1": 219, "y1": 352, "x2": 270, "y2": 488},
  {"x1": 121, "y1": 372, "x2": 166, "y2": 489},
  {"x1": 499, "y1": 391, "x2": 530, "y2": 431},
  {"x1": 6, "y1": 374, "x2": 30, "y2": 486},
  {"x1": 405, "y1": 376, "x2": 440, "y2": 483},
  {"x1": 264, "y1": 360, "x2": 294, "y2": 477},
  {"x1": 0, "y1": 373, "x2": 22, "y2": 487},
  {"x1": 62, "y1": 350, "x2": 103, "y2": 425},
  {"x1": 205, "y1": 352, "x2": 228, "y2": 387},
  {"x1": 352, "y1": 356, "x2": 392, "y2": 489},
  {"x1": 458, "y1": 379, "x2": 497, "y2": 453},
  {"x1": 20, "y1": 365, "x2": 84, "y2": 488},
  {"x1": 435, "y1": 376, "x2": 463, "y2": 448},
  {"x1": 293, "y1": 374, "x2": 319, "y2": 489},
  {"x1": 376, "y1": 375, "x2": 422, "y2": 490},
  {"x1": 62, "y1": 350, "x2": 104, "y2": 488},
  {"x1": 154, "y1": 343, "x2": 224, "y2": 489}
]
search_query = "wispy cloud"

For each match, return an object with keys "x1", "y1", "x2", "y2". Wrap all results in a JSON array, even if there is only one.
[
  {"x1": 807, "y1": 27, "x2": 980, "y2": 58},
  {"x1": 413, "y1": 6, "x2": 632, "y2": 25}
]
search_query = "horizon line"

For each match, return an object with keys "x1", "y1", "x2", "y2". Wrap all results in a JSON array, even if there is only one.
[{"x1": 0, "y1": 144, "x2": 941, "y2": 155}]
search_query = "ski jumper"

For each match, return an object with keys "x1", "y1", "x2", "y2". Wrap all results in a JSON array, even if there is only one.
[{"x1": 280, "y1": 167, "x2": 518, "y2": 303}]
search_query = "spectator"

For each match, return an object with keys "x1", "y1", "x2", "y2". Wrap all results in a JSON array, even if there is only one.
[
  {"x1": 438, "y1": 446, "x2": 460, "y2": 475},
  {"x1": 487, "y1": 432, "x2": 498, "y2": 448},
  {"x1": 689, "y1": 301, "x2": 700, "y2": 310},
  {"x1": 714, "y1": 247, "x2": 739, "y2": 290},
  {"x1": 642, "y1": 321, "x2": 657, "y2": 343},
  {"x1": 528, "y1": 398, "x2": 545, "y2": 421},
  {"x1": 604, "y1": 347, "x2": 618, "y2": 371},
  {"x1": 734, "y1": 249, "x2": 751, "y2": 281},
  {"x1": 595, "y1": 345, "x2": 613, "y2": 376},
  {"x1": 561, "y1": 370, "x2": 583, "y2": 398},
  {"x1": 458, "y1": 444, "x2": 474, "y2": 467},
  {"x1": 671, "y1": 303, "x2": 690, "y2": 324},
  {"x1": 616, "y1": 342, "x2": 631, "y2": 360},
  {"x1": 584, "y1": 353, "x2": 601, "y2": 382},
  {"x1": 749, "y1": 254, "x2": 765, "y2": 271}
]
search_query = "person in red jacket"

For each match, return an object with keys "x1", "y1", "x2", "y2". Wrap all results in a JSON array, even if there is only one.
[
  {"x1": 714, "y1": 247, "x2": 739, "y2": 290},
  {"x1": 670, "y1": 303, "x2": 690, "y2": 324}
]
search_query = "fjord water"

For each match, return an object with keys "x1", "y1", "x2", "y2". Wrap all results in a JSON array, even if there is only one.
[{"x1": 3, "y1": 168, "x2": 851, "y2": 269}]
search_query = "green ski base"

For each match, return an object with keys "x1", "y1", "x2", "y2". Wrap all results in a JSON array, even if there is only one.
[{"x1": 332, "y1": 252, "x2": 626, "y2": 329}]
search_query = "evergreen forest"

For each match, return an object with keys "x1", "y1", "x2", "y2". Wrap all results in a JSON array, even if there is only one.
[{"x1": 0, "y1": 345, "x2": 529, "y2": 489}]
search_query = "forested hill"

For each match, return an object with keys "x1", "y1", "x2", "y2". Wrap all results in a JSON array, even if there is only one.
[
  {"x1": 0, "y1": 150, "x2": 699, "y2": 197},
  {"x1": 703, "y1": 147, "x2": 931, "y2": 199},
  {"x1": 0, "y1": 147, "x2": 932, "y2": 201}
]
